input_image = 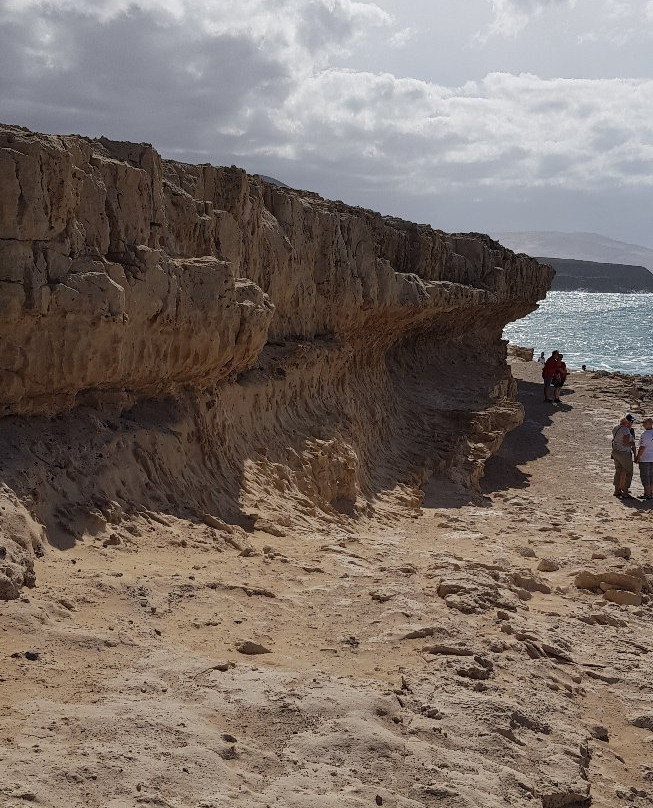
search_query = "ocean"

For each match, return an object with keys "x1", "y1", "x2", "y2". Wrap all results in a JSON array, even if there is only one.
[{"x1": 503, "y1": 291, "x2": 653, "y2": 375}]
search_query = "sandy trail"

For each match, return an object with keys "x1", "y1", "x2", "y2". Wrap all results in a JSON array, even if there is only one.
[{"x1": 1, "y1": 361, "x2": 652, "y2": 808}]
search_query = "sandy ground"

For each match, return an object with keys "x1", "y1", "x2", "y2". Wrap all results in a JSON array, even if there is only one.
[{"x1": 1, "y1": 361, "x2": 652, "y2": 808}]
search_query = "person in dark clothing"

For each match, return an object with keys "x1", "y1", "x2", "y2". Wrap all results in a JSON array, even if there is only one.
[
  {"x1": 542, "y1": 350, "x2": 561, "y2": 403},
  {"x1": 552, "y1": 354, "x2": 568, "y2": 402}
]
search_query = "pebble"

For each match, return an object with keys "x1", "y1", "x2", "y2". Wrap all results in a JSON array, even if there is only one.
[
  {"x1": 102, "y1": 534, "x2": 121, "y2": 547},
  {"x1": 603, "y1": 589, "x2": 642, "y2": 607},
  {"x1": 629, "y1": 714, "x2": 653, "y2": 731},
  {"x1": 236, "y1": 641, "x2": 271, "y2": 655},
  {"x1": 589, "y1": 725, "x2": 609, "y2": 741},
  {"x1": 10, "y1": 651, "x2": 40, "y2": 661}
]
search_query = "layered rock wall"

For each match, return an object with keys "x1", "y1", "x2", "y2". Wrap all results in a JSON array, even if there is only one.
[
  {"x1": 0, "y1": 124, "x2": 552, "y2": 598},
  {"x1": 0, "y1": 125, "x2": 549, "y2": 415}
]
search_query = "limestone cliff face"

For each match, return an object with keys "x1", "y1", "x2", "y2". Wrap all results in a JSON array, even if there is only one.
[{"x1": 0, "y1": 124, "x2": 552, "y2": 598}]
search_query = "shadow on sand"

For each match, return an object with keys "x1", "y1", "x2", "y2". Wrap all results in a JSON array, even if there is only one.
[
  {"x1": 614, "y1": 495, "x2": 653, "y2": 511},
  {"x1": 481, "y1": 379, "x2": 558, "y2": 494},
  {"x1": 422, "y1": 378, "x2": 560, "y2": 510}
]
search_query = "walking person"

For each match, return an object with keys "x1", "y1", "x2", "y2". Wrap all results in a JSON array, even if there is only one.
[
  {"x1": 635, "y1": 416, "x2": 653, "y2": 500},
  {"x1": 541, "y1": 350, "x2": 561, "y2": 403},
  {"x1": 612, "y1": 414, "x2": 636, "y2": 499}
]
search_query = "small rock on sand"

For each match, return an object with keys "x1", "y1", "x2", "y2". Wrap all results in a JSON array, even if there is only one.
[
  {"x1": 629, "y1": 714, "x2": 653, "y2": 731},
  {"x1": 603, "y1": 589, "x2": 642, "y2": 606},
  {"x1": 589, "y1": 725, "x2": 609, "y2": 741},
  {"x1": 236, "y1": 641, "x2": 272, "y2": 655}
]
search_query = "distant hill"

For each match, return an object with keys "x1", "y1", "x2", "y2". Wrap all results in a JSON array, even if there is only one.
[
  {"x1": 494, "y1": 231, "x2": 653, "y2": 274},
  {"x1": 540, "y1": 257, "x2": 653, "y2": 293},
  {"x1": 258, "y1": 174, "x2": 289, "y2": 188}
]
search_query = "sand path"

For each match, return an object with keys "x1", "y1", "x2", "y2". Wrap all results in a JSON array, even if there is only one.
[{"x1": 1, "y1": 361, "x2": 652, "y2": 808}]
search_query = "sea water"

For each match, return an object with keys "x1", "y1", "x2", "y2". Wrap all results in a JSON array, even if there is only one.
[{"x1": 503, "y1": 291, "x2": 653, "y2": 375}]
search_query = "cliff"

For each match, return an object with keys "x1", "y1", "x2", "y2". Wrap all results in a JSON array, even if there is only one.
[
  {"x1": 542, "y1": 257, "x2": 653, "y2": 292},
  {"x1": 0, "y1": 123, "x2": 552, "y2": 599}
]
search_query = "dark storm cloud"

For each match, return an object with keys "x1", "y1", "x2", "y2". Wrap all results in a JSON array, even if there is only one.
[{"x1": 0, "y1": 2, "x2": 291, "y2": 153}]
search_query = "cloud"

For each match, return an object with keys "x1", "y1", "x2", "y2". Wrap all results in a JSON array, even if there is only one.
[
  {"x1": 271, "y1": 69, "x2": 653, "y2": 197},
  {"x1": 579, "y1": 0, "x2": 652, "y2": 45},
  {"x1": 481, "y1": 0, "x2": 575, "y2": 38},
  {"x1": 1, "y1": 0, "x2": 391, "y2": 67},
  {"x1": 1, "y1": 0, "x2": 652, "y2": 244},
  {"x1": 480, "y1": 0, "x2": 653, "y2": 43},
  {"x1": 388, "y1": 26, "x2": 416, "y2": 48},
  {"x1": 0, "y1": 0, "x2": 392, "y2": 151},
  {"x1": 603, "y1": 0, "x2": 632, "y2": 18}
]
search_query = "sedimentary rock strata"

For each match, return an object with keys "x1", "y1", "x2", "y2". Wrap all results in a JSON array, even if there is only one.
[
  {"x1": 1, "y1": 125, "x2": 548, "y2": 415},
  {"x1": 0, "y1": 123, "x2": 551, "y2": 599}
]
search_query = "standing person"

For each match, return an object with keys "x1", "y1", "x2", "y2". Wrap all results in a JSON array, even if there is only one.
[
  {"x1": 541, "y1": 350, "x2": 561, "y2": 403},
  {"x1": 612, "y1": 414, "x2": 636, "y2": 499},
  {"x1": 552, "y1": 354, "x2": 568, "y2": 403},
  {"x1": 635, "y1": 416, "x2": 653, "y2": 500},
  {"x1": 537, "y1": 351, "x2": 546, "y2": 365}
]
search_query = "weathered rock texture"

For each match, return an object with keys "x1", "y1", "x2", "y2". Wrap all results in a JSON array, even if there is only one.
[{"x1": 0, "y1": 124, "x2": 552, "y2": 599}]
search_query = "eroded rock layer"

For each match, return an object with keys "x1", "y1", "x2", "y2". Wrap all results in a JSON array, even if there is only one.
[{"x1": 0, "y1": 124, "x2": 552, "y2": 599}]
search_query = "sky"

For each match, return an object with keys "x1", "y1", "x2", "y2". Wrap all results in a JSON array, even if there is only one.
[{"x1": 1, "y1": 0, "x2": 652, "y2": 247}]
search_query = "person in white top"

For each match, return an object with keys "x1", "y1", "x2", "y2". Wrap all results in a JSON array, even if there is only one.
[
  {"x1": 537, "y1": 352, "x2": 545, "y2": 364},
  {"x1": 635, "y1": 416, "x2": 653, "y2": 500}
]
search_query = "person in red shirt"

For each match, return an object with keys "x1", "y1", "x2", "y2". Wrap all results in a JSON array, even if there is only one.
[
  {"x1": 552, "y1": 354, "x2": 568, "y2": 403},
  {"x1": 542, "y1": 350, "x2": 561, "y2": 403}
]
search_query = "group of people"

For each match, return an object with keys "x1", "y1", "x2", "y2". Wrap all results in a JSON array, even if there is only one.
[
  {"x1": 611, "y1": 414, "x2": 653, "y2": 500},
  {"x1": 534, "y1": 351, "x2": 652, "y2": 501},
  {"x1": 537, "y1": 350, "x2": 568, "y2": 403}
]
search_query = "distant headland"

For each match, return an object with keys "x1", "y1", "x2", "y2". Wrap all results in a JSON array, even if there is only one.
[{"x1": 539, "y1": 257, "x2": 653, "y2": 293}]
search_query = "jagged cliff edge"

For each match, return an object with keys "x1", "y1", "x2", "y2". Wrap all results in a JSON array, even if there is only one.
[{"x1": 0, "y1": 124, "x2": 553, "y2": 598}]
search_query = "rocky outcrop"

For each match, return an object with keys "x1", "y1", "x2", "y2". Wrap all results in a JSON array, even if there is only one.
[
  {"x1": 0, "y1": 486, "x2": 43, "y2": 599},
  {"x1": 0, "y1": 124, "x2": 552, "y2": 598}
]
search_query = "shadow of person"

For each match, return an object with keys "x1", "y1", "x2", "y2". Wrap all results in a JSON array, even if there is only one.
[{"x1": 616, "y1": 497, "x2": 651, "y2": 509}]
